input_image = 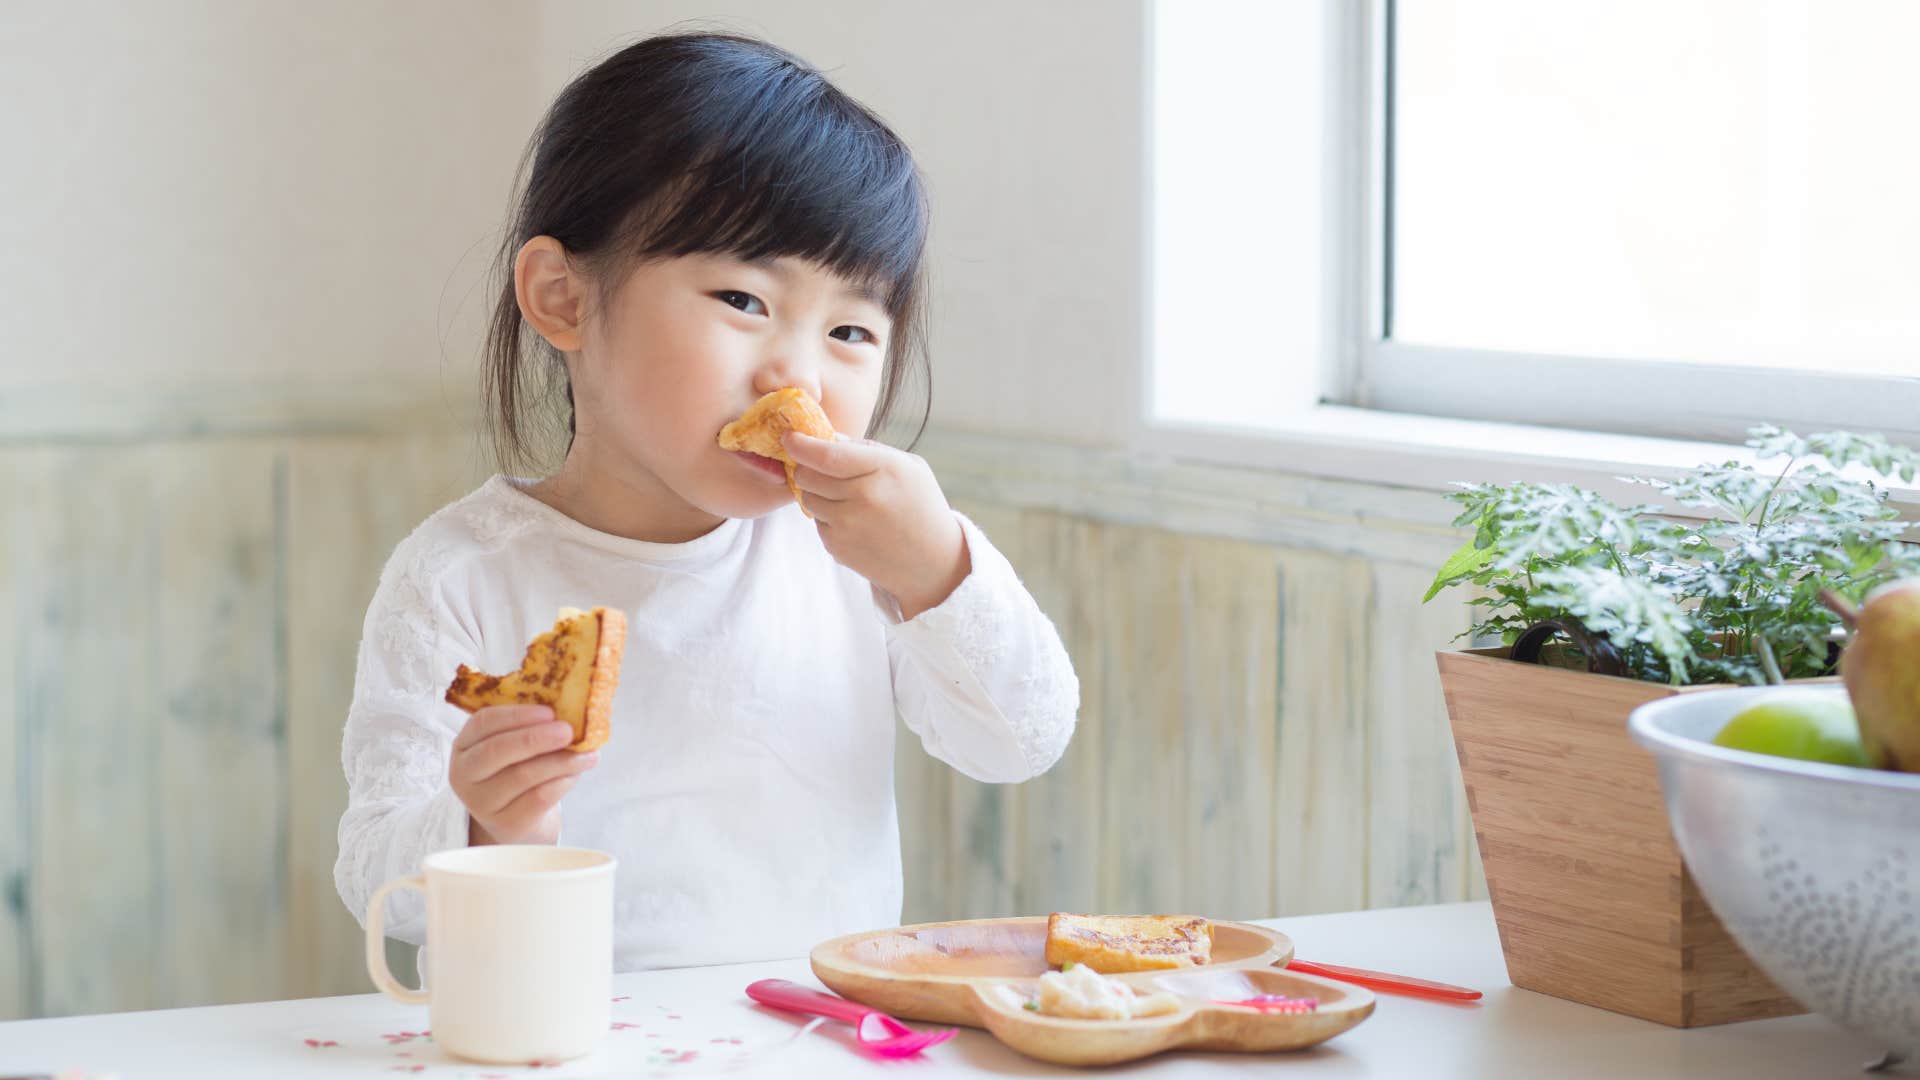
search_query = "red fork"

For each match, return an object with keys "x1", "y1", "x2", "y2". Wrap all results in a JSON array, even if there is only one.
[{"x1": 1285, "y1": 958, "x2": 1482, "y2": 1001}]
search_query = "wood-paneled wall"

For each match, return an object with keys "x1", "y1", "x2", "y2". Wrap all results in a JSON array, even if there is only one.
[
  {"x1": 904, "y1": 502, "x2": 1483, "y2": 926},
  {"x1": 2, "y1": 432, "x2": 486, "y2": 1019},
  {"x1": 0, "y1": 419, "x2": 1483, "y2": 1020}
]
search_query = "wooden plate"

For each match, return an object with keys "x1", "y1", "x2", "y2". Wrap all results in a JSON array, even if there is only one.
[{"x1": 810, "y1": 917, "x2": 1374, "y2": 1067}]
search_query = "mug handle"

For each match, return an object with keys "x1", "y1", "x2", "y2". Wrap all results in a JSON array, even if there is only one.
[{"x1": 365, "y1": 874, "x2": 430, "y2": 1005}]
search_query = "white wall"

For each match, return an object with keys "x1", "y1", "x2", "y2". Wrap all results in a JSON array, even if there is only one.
[
  {"x1": 1, "y1": 1, "x2": 1147, "y2": 448},
  {"x1": 0, "y1": 3, "x2": 538, "y2": 402}
]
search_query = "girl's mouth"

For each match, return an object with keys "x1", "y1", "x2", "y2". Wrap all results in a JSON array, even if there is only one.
[{"x1": 733, "y1": 450, "x2": 788, "y2": 482}]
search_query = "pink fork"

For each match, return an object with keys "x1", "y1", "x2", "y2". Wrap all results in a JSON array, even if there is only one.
[{"x1": 746, "y1": 979, "x2": 957, "y2": 1058}]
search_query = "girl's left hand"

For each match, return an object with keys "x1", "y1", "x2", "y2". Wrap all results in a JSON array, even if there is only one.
[{"x1": 783, "y1": 432, "x2": 970, "y2": 620}]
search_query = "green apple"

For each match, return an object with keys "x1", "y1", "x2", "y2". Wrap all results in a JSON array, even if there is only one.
[{"x1": 1711, "y1": 691, "x2": 1871, "y2": 767}]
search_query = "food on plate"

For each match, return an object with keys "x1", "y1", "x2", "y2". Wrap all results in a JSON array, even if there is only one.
[
  {"x1": 1026, "y1": 963, "x2": 1182, "y2": 1021},
  {"x1": 444, "y1": 606, "x2": 626, "y2": 752},
  {"x1": 1044, "y1": 913, "x2": 1214, "y2": 973},
  {"x1": 1711, "y1": 690, "x2": 1870, "y2": 768},
  {"x1": 1824, "y1": 580, "x2": 1920, "y2": 772},
  {"x1": 717, "y1": 387, "x2": 836, "y2": 512}
]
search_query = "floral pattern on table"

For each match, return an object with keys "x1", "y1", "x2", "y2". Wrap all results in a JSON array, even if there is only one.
[{"x1": 290, "y1": 995, "x2": 803, "y2": 1078}]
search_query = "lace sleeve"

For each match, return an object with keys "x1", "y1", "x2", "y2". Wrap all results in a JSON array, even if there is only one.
[
  {"x1": 332, "y1": 535, "x2": 477, "y2": 944},
  {"x1": 885, "y1": 513, "x2": 1079, "y2": 783}
]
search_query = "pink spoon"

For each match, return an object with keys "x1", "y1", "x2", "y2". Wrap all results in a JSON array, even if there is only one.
[{"x1": 746, "y1": 979, "x2": 957, "y2": 1058}]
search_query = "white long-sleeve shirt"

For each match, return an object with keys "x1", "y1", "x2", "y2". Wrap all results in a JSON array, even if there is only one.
[{"x1": 335, "y1": 475, "x2": 1078, "y2": 970}]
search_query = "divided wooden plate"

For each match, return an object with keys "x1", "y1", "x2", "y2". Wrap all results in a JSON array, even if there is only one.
[{"x1": 810, "y1": 917, "x2": 1375, "y2": 1067}]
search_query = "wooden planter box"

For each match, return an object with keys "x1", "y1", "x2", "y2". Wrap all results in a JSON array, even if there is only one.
[{"x1": 1436, "y1": 647, "x2": 1806, "y2": 1027}]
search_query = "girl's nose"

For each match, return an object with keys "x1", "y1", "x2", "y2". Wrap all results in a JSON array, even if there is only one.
[{"x1": 751, "y1": 344, "x2": 822, "y2": 400}]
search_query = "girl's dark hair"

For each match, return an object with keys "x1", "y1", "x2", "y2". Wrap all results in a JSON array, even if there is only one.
[{"x1": 482, "y1": 32, "x2": 931, "y2": 474}]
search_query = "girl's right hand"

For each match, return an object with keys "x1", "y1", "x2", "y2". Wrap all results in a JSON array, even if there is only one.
[{"x1": 449, "y1": 705, "x2": 600, "y2": 846}]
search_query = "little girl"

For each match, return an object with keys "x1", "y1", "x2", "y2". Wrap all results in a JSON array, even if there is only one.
[{"x1": 334, "y1": 33, "x2": 1078, "y2": 970}]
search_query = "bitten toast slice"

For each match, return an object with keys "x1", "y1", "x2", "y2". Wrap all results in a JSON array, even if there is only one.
[
  {"x1": 444, "y1": 606, "x2": 626, "y2": 752},
  {"x1": 1044, "y1": 913, "x2": 1215, "y2": 973},
  {"x1": 717, "y1": 387, "x2": 836, "y2": 512}
]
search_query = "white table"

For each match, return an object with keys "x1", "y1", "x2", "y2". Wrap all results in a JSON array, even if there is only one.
[{"x1": 0, "y1": 902, "x2": 1890, "y2": 1078}]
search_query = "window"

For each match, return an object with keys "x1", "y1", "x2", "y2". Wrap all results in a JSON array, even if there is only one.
[{"x1": 1151, "y1": 1, "x2": 1920, "y2": 447}]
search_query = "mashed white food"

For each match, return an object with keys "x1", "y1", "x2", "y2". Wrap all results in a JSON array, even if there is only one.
[{"x1": 1034, "y1": 963, "x2": 1182, "y2": 1020}]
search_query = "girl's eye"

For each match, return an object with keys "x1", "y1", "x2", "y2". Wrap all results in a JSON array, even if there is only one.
[
  {"x1": 715, "y1": 290, "x2": 766, "y2": 315},
  {"x1": 830, "y1": 325, "x2": 876, "y2": 345}
]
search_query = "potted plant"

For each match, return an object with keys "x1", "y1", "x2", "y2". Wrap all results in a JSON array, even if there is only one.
[{"x1": 1427, "y1": 425, "x2": 1919, "y2": 1026}]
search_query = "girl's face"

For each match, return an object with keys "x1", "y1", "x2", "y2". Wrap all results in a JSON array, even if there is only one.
[{"x1": 569, "y1": 253, "x2": 892, "y2": 525}]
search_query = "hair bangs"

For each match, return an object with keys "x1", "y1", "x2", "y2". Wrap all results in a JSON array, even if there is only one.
[{"x1": 624, "y1": 81, "x2": 927, "y2": 314}]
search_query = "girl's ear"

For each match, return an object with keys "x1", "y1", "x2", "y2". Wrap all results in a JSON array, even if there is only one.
[{"x1": 514, "y1": 236, "x2": 587, "y2": 351}]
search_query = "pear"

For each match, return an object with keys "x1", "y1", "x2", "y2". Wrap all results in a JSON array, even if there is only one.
[{"x1": 1822, "y1": 580, "x2": 1920, "y2": 772}]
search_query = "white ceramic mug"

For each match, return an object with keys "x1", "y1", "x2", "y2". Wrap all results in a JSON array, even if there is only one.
[{"x1": 365, "y1": 845, "x2": 616, "y2": 1064}]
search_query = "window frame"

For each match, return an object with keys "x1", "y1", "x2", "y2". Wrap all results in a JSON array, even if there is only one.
[
  {"x1": 1138, "y1": 0, "x2": 1920, "y2": 465},
  {"x1": 1355, "y1": 0, "x2": 1920, "y2": 445}
]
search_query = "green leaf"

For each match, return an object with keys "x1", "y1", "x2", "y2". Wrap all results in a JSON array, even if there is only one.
[
  {"x1": 1747, "y1": 423, "x2": 1807, "y2": 460},
  {"x1": 1427, "y1": 422, "x2": 1915, "y2": 687},
  {"x1": 1532, "y1": 565, "x2": 1697, "y2": 682},
  {"x1": 1424, "y1": 539, "x2": 1500, "y2": 602}
]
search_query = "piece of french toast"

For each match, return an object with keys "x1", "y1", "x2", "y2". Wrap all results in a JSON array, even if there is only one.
[
  {"x1": 717, "y1": 387, "x2": 836, "y2": 511},
  {"x1": 1044, "y1": 913, "x2": 1215, "y2": 973},
  {"x1": 444, "y1": 606, "x2": 626, "y2": 752}
]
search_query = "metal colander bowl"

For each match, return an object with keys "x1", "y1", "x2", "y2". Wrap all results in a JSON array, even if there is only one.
[{"x1": 1630, "y1": 686, "x2": 1920, "y2": 1060}]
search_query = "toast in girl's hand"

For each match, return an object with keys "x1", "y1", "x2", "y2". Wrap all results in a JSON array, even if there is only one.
[
  {"x1": 1043, "y1": 913, "x2": 1215, "y2": 973},
  {"x1": 717, "y1": 387, "x2": 836, "y2": 512},
  {"x1": 444, "y1": 606, "x2": 627, "y2": 752}
]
